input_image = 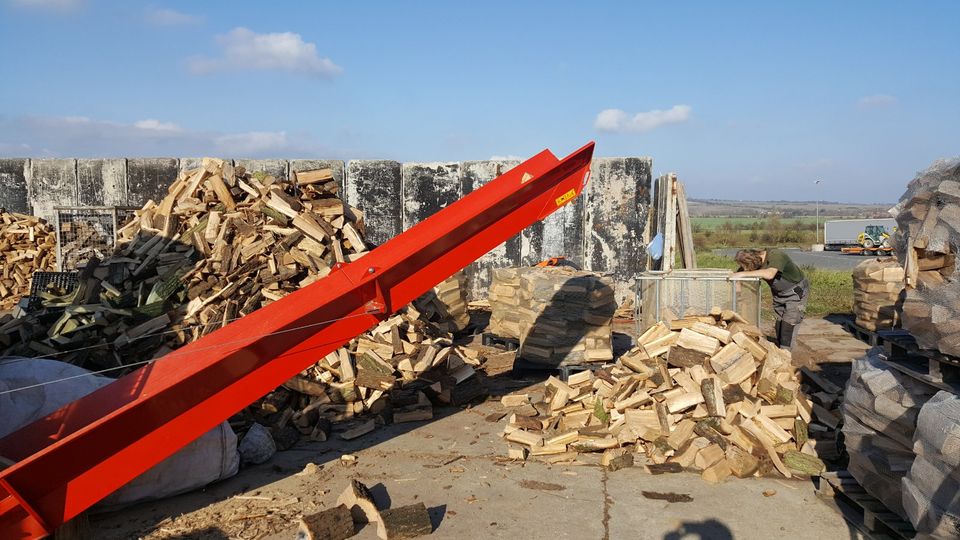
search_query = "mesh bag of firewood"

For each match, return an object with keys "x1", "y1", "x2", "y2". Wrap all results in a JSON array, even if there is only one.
[
  {"x1": 892, "y1": 158, "x2": 960, "y2": 356},
  {"x1": 851, "y1": 257, "x2": 903, "y2": 330},
  {"x1": 842, "y1": 349, "x2": 937, "y2": 518},
  {"x1": 902, "y1": 391, "x2": 960, "y2": 538},
  {"x1": 0, "y1": 211, "x2": 57, "y2": 311},
  {"x1": 843, "y1": 350, "x2": 936, "y2": 446},
  {"x1": 843, "y1": 412, "x2": 914, "y2": 518},
  {"x1": 490, "y1": 266, "x2": 615, "y2": 366}
]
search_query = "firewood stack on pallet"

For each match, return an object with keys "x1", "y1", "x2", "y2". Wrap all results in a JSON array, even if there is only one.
[
  {"x1": 851, "y1": 257, "x2": 904, "y2": 330},
  {"x1": 841, "y1": 349, "x2": 937, "y2": 520},
  {"x1": 903, "y1": 390, "x2": 960, "y2": 538},
  {"x1": 893, "y1": 158, "x2": 960, "y2": 355},
  {"x1": 0, "y1": 211, "x2": 56, "y2": 312},
  {"x1": 0, "y1": 158, "x2": 485, "y2": 446},
  {"x1": 488, "y1": 266, "x2": 615, "y2": 365},
  {"x1": 499, "y1": 308, "x2": 837, "y2": 483}
]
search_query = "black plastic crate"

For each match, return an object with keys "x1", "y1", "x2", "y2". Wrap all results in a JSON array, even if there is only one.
[{"x1": 28, "y1": 271, "x2": 79, "y2": 309}]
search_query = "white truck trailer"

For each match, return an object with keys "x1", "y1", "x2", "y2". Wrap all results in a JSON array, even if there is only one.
[{"x1": 823, "y1": 218, "x2": 896, "y2": 250}]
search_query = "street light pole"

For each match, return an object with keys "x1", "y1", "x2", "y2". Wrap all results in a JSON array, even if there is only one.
[{"x1": 815, "y1": 180, "x2": 822, "y2": 244}]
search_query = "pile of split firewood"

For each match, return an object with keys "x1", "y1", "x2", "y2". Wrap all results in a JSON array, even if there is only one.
[
  {"x1": 893, "y1": 158, "x2": 960, "y2": 356},
  {"x1": 246, "y1": 300, "x2": 486, "y2": 447},
  {"x1": 0, "y1": 158, "x2": 486, "y2": 446},
  {"x1": 499, "y1": 308, "x2": 841, "y2": 482},
  {"x1": 0, "y1": 211, "x2": 56, "y2": 312}
]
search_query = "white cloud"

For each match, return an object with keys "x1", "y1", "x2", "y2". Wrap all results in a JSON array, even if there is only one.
[
  {"x1": 489, "y1": 155, "x2": 522, "y2": 161},
  {"x1": 215, "y1": 131, "x2": 288, "y2": 155},
  {"x1": 594, "y1": 105, "x2": 692, "y2": 133},
  {"x1": 857, "y1": 94, "x2": 897, "y2": 109},
  {"x1": 145, "y1": 7, "x2": 203, "y2": 26},
  {"x1": 8, "y1": 0, "x2": 81, "y2": 11},
  {"x1": 134, "y1": 119, "x2": 180, "y2": 131},
  {"x1": 0, "y1": 115, "x2": 340, "y2": 158},
  {"x1": 188, "y1": 27, "x2": 342, "y2": 78}
]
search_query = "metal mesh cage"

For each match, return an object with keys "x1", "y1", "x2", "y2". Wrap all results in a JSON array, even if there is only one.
[
  {"x1": 54, "y1": 206, "x2": 138, "y2": 270},
  {"x1": 635, "y1": 269, "x2": 763, "y2": 332}
]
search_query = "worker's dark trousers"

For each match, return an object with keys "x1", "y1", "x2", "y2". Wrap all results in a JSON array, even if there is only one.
[{"x1": 771, "y1": 278, "x2": 809, "y2": 349}]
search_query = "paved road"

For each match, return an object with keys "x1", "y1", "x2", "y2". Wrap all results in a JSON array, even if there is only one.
[{"x1": 716, "y1": 247, "x2": 877, "y2": 271}]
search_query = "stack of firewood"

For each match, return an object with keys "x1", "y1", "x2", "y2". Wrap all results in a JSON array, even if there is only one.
[
  {"x1": 851, "y1": 257, "x2": 904, "y2": 330},
  {"x1": 893, "y1": 158, "x2": 960, "y2": 355},
  {"x1": 498, "y1": 308, "x2": 840, "y2": 482},
  {"x1": 412, "y1": 272, "x2": 469, "y2": 334},
  {"x1": 903, "y1": 391, "x2": 960, "y2": 537},
  {"x1": 488, "y1": 266, "x2": 615, "y2": 365},
  {"x1": 2, "y1": 159, "x2": 369, "y2": 365},
  {"x1": 842, "y1": 349, "x2": 936, "y2": 520},
  {"x1": 1, "y1": 159, "x2": 485, "y2": 444},
  {"x1": 0, "y1": 211, "x2": 56, "y2": 312},
  {"x1": 251, "y1": 313, "x2": 486, "y2": 447}
]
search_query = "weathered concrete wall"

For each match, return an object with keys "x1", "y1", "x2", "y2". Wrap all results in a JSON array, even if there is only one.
[
  {"x1": 345, "y1": 160, "x2": 402, "y2": 247},
  {"x1": 402, "y1": 162, "x2": 461, "y2": 230},
  {"x1": 0, "y1": 159, "x2": 29, "y2": 213},
  {"x1": 237, "y1": 159, "x2": 288, "y2": 182},
  {"x1": 77, "y1": 159, "x2": 126, "y2": 206},
  {"x1": 585, "y1": 157, "x2": 653, "y2": 302},
  {"x1": 4, "y1": 156, "x2": 653, "y2": 302},
  {"x1": 126, "y1": 158, "x2": 178, "y2": 206},
  {"x1": 461, "y1": 160, "x2": 523, "y2": 299},
  {"x1": 29, "y1": 159, "x2": 77, "y2": 223}
]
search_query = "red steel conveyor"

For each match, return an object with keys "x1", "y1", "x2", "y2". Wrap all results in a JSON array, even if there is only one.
[{"x1": 0, "y1": 142, "x2": 595, "y2": 538}]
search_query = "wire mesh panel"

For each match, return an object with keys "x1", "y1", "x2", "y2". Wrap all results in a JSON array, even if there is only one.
[
  {"x1": 116, "y1": 207, "x2": 139, "y2": 230},
  {"x1": 54, "y1": 206, "x2": 139, "y2": 270},
  {"x1": 635, "y1": 270, "x2": 763, "y2": 333}
]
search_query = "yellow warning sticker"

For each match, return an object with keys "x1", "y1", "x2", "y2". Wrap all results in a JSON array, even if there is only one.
[{"x1": 555, "y1": 189, "x2": 576, "y2": 207}]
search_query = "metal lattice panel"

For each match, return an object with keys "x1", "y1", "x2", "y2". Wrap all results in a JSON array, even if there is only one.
[{"x1": 54, "y1": 206, "x2": 139, "y2": 270}]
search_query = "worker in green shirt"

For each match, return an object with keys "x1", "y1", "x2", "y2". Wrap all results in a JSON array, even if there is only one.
[{"x1": 732, "y1": 249, "x2": 809, "y2": 349}]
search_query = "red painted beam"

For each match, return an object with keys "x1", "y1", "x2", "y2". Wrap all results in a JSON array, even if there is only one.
[{"x1": 0, "y1": 142, "x2": 594, "y2": 538}]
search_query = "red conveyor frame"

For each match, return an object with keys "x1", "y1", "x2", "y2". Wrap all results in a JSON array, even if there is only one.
[{"x1": 0, "y1": 142, "x2": 595, "y2": 538}]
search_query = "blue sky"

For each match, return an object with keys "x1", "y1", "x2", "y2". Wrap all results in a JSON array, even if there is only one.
[{"x1": 1, "y1": 1, "x2": 957, "y2": 203}]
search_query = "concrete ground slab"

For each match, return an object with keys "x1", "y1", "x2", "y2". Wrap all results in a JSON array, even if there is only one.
[
  {"x1": 606, "y1": 468, "x2": 861, "y2": 539},
  {"x1": 90, "y1": 396, "x2": 862, "y2": 540}
]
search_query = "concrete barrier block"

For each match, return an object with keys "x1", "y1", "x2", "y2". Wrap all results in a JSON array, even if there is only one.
[
  {"x1": 126, "y1": 158, "x2": 178, "y2": 206},
  {"x1": 585, "y1": 157, "x2": 653, "y2": 303},
  {"x1": 178, "y1": 157, "x2": 206, "y2": 173},
  {"x1": 77, "y1": 159, "x2": 126, "y2": 206},
  {"x1": 290, "y1": 160, "x2": 345, "y2": 194},
  {"x1": 345, "y1": 160, "x2": 402, "y2": 247},
  {"x1": 29, "y1": 159, "x2": 77, "y2": 223},
  {"x1": 0, "y1": 158, "x2": 30, "y2": 214},
  {"x1": 541, "y1": 191, "x2": 585, "y2": 266},
  {"x1": 461, "y1": 160, "x2": 522, "y2": 300},
  {"x1": 235, "y1": 159, "x2": 288, "y2": 181},
  {"x1": 401, "y1": 162, "x2": 461, "y2": 230}
]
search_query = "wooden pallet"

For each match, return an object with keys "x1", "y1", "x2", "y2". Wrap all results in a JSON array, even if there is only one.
[
  {"x1": 878, "y1": 332, "x2": 960, "y2": 393},
  {"x1": 482, "y1": 332, "x2": 519, "y2": 351},
  {"x1": 842, "y1": 319, "x2": 885, "y2": 346},
  {"x1": 817, "y1": 471, "x2": 916, "y2": 539}
]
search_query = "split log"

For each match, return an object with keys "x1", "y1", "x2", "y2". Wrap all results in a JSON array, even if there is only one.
[
  {"x1": 337, "y1": 480, "x2": 382, "y2": 524},
  {"x1": 377, "y1": 503, "x2": 433, "y2": 540},
  {"x1": 296, "y1": 504, "x2": 355, "y2": 540}
]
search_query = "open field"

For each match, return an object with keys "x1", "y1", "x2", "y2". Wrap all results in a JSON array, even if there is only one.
[
  {"x1": 691, "y1": 215, "x2": 820, "y2": 248},
  {"x1": 689, "y1": 199, "x2": 892, "y2": 219},
  {"x1": 691, "y1": 215, "x2": 835, "y2": 229}
]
